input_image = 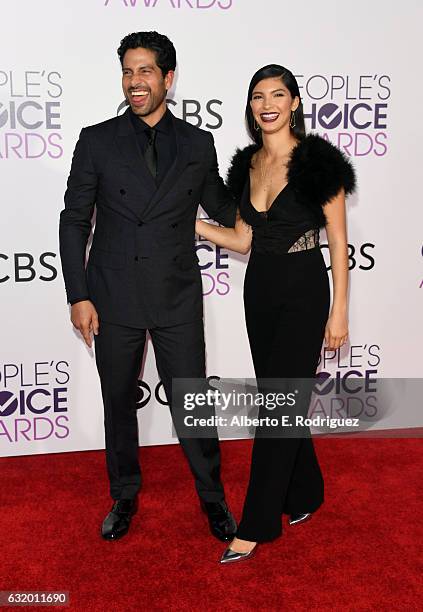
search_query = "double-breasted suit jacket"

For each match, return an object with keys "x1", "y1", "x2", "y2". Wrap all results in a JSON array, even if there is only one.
[{"x1": 59, "y1": 108, "x2": 236, "y2": 328}]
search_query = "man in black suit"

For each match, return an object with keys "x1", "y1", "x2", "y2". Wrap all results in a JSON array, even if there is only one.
[{"x1": 59, "y1": 31, "x2": 237, "y2": 541}]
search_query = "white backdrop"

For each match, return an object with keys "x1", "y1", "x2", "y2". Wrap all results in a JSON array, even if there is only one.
[{"x1": 1, "y1": 0, "x2": 422, "y2": 457}]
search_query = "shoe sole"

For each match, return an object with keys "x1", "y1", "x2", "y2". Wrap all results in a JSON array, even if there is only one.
[{"x1": 289, "y1": 514, "x2": 312, "y2": 526}]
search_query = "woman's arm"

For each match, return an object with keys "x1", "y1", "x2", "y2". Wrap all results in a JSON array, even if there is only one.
[
  {"x1": 195, "y1": 210, "x2": 252, "y2": 255},
  {"x1": 324, "y1": 188, "x2": 349, "y2": 351}
]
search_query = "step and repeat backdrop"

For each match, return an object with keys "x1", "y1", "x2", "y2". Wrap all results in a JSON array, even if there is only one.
[{"x1": 1, "y1": 0, "x2": 422, "y2": 457}]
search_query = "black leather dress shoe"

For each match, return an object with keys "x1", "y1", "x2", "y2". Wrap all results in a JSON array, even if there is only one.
[
  {"x1": 101, "y1": 498, "x2": 138, "y2": 541},
  {"x1": 201, "y1": 500, "x2": 237, "y2": 542}
]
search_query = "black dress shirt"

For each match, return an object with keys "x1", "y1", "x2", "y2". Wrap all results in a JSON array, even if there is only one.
[{"x1": 129, "y1": 107, "x2": 176, "y2": 185}]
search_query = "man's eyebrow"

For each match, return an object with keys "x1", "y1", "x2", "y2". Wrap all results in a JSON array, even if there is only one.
[{"x1": 122, "y1": 64, "x2": 155, "y2": 71}]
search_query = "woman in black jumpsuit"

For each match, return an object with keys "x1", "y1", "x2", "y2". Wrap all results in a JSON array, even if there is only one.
[{"x1": 196, "y1": 64, "x2": 356, "y2": 563}]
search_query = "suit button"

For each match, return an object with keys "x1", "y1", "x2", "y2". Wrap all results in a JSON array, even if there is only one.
[
  {"x1": 134, "y1": 256, "x2": 139, "y2": 262},
  {"x1": 171, "y1": 222, "x2": 178, "y2": 228},
  {"x1": 138, "y1": 221, "x2": 144, "y2": 227},
  {"x1": 188, "y1": 189, "x2": 193, "y2": 195},
  {"x1": 120, "y1": 188, "x2": 126, "y2": 195}
]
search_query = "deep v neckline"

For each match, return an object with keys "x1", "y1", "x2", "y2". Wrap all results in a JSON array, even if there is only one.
[
  {"x1": 249, "y1": 175, "x2": 290, "y2": 215},
  {"x1": 248, "y1": 140, "x2": 300, "y2": 215}
]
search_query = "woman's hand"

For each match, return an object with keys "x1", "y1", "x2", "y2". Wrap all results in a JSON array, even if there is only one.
[
  {"x1": 324, "y1": 310, "x2": 348, "y2": 351},
  {"x1": 324, "y1": 188, "x2": 349, "y2": 351},
  {"x1": 195, "y1": 212, "x2": 252, "y2": 254},
  {"x1": 195, "y1": 219, "x2": 203, "y2": 236}
]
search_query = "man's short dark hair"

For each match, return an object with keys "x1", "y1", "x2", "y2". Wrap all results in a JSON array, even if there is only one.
[{"x1": 117, "y1": 31, "x2": 177, "y2": 77}]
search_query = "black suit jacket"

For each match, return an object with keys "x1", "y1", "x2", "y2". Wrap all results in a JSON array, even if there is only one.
[{"x1": 59, "y1": 108, "x2": 236, "y2": 328}]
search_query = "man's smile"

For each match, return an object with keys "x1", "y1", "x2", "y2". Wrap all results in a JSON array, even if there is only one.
[{"x1": 129, "y1": 89, "x2": 150, "y2": 107}]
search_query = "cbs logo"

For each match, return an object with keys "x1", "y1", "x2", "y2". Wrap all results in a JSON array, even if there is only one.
[
  {"x1": 0, "y1": 252, "x2": 57, "y2": 283},
  {"x1": 136, "y1": 380, "x2": 168, "y2": 409},
  {"x1": 117, "y1": 98, "x2": 223, "y2": 129},
  {"x1": 321, "y1": 242, "x2": 375, "y2": 271},
  {"x1": 135, "y1": 375, "x2": 220, "y2": 409}
]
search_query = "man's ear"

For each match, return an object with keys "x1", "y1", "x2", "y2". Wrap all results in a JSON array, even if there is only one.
[{"x1": 165, "y1": 70, "x2": 175, "y2": 91}]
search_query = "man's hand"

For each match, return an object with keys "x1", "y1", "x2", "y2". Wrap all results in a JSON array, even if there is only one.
[{"x1": 71, "y1": 300, "x2": 99, "y2": 348}]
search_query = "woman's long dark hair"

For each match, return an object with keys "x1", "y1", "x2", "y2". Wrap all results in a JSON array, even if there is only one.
[{"x1": 245, "y1": 64, "x2": 306, "y2": 145}]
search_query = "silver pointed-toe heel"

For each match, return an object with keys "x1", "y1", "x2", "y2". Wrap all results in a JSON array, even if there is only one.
[
  {"x1": 220, "y1": 544, "x2": 257, "y2": 564},
  {"x1": 289, "y1": 512, "x2": 312, "y2": 526}
]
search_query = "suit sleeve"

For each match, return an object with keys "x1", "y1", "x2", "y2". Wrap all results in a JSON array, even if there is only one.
[
  {"x1": 199, "y1": 132, "x2": 237, "y2": 227},
  {"x1": 59, "y1": 128, "x2": 97, "y2": 304}
]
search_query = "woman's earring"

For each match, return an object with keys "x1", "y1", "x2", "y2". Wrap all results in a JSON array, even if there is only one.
[
  {"x1": 254, "y1": 119, "x2": 260, "y2": 131},
  {"x1": 290, "y1": 110, "x2": 296, "y2": 128}
]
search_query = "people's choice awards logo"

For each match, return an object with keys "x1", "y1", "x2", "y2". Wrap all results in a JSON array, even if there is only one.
[
  {"x1": 311, "y1": 343, "x2": 382, "y2": 425},
  {"x1": 0, "y1": 361, "x2": 70, "y2": 445},
  {"x1": 104, "y1": 0, "x2": 233, "y2": 10},
  {"x1": 0, "y1": 70, "x2": 63, "y2": 159},
  {"x1": 196, "y1": 221, "x2": 231, "y2": 297},
  {"x1": 297, "y1": 73, "x2": 391, "y2": 157},
  {"x1": 0, "y1": 392, "x2": 18, "y2": 416}
]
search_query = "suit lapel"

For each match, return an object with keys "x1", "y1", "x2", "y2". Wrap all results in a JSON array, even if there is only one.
[
  {"x1": 114, "y1": 108, "x2": 157, "y2": 195},
  {"x1": 142, "y1": 114, "x2": 192, "y2": 218}
]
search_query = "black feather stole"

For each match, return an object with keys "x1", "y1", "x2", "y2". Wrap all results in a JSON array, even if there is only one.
[{"x1": 226, "y1": 134, "x2": 356, "y2": 228}]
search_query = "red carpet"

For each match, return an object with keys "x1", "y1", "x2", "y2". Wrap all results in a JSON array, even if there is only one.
[{"x1": 1, "y1": 438, "x2": 422, "y2": 611}]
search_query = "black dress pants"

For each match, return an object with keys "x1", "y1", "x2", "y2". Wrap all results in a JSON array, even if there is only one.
[
  {"x1": 236, "y1": 247, "x2": 330, "y2": 542},
  {"x1": 94, "y1": 318, "x2": 224, "y2": 502}
]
